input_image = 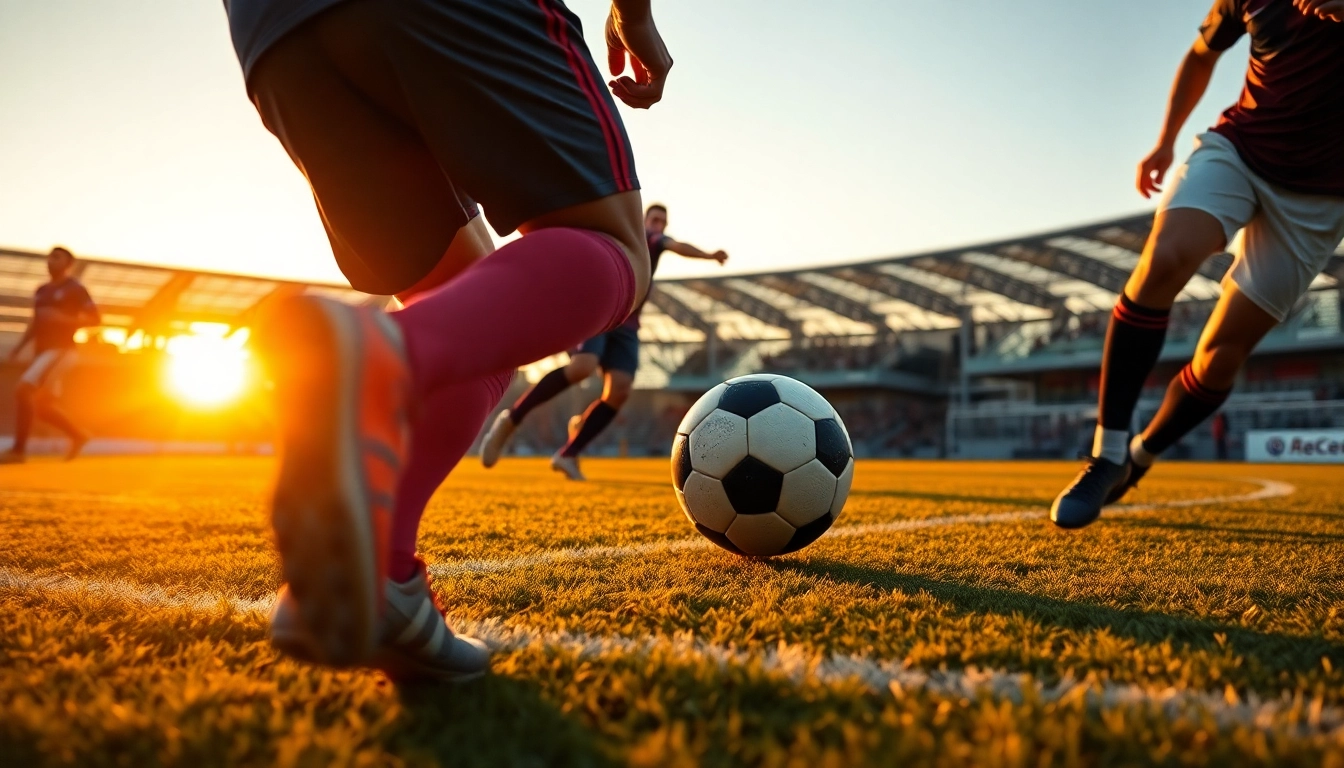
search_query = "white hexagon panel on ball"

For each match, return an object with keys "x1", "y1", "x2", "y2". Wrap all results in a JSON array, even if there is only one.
[
  {"x1": 688, "y1": 410, "x2": 749, "y2": 479},
  {"x1": 725, "y1": 512, "x2": 796, "y2": 557},
  {"x1": 746, "y1": 403, "x2": 817, "y2": 473},
  {"x1": 681, "y1": 471, "x2": 737, "y2": 533},
  {"x1": 776, "y1": 458, "x2": 837, "y2": 527},
  {"x1": 677, "y1": 382, "x2": 728, "y2": 436}
]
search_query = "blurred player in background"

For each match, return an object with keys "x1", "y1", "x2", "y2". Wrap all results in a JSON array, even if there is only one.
[
  {"x1": 224, "y1": 0, "x2": 672, "y2": 681},
  {"x1": 2, "y1": 247, "x2": 98, "y2": 464},
  {"x1": 480, "y1": 203, "x2": 727, "y2": 480},
  {"x1": 1051, "y1": 0, "x2": 1344, "y2": 528}
]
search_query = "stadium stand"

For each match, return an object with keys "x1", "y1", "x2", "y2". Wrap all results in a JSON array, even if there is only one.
[{"x1": 4, "y1": 211, "x2": 1342, "y2": 459}]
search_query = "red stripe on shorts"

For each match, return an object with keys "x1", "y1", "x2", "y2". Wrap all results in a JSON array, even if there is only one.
[{"x1": 537, "y1": 0, "x2": 631, "y2": 192}]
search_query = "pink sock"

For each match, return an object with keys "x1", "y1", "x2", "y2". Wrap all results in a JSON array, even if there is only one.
[
  {"x1": 392, "y1": 228, "x2": 636, "y2": 397},
  {"x1": 389, "y1": 369, "x2": 514, "y2": 581}
]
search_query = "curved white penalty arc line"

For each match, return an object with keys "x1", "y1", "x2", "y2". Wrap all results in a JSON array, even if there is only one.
[
  {"x1": 431, "y1": 478, "x2": 1297, "y2": 578},
  {"x1": 1, "y1": 563, "x2": 1338, "y2": 738}
]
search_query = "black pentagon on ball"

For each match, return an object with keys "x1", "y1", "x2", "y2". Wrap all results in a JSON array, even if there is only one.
[
  {"x1": 721, "y1": 455, "x2": 783, "y2": 515},
  {"x1": 814, "y1": 419, "x2": 850, "y2": 477},
  {"x1": 779, "y1": 513, "x2": 835, "y2": 555},
  {"x1": 716, "y1": 380, "x2": 781, "y2": 419},
  {"x1": 695, "y1": 523, "x2": 745, "y2": 555},
  {"x1": 671, "y1": 433, "x2": 692, "y2": 491}
]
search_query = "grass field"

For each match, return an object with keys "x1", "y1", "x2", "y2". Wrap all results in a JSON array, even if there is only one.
[{"x1": 2, "y1": 456, "x2": 1343, "y2": 766}]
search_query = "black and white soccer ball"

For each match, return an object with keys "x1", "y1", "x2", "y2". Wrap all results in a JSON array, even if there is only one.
[{"x1": 671, "y1": 374, "x2": 854, "y2": 557}]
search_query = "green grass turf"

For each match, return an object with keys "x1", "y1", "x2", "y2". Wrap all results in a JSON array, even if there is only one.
[{"x1": 2, "y1": 456, "x2": 1343, "y2": 766}]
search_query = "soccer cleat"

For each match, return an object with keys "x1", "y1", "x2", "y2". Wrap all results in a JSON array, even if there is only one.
[
  {"x1": 271, "y1": 563, "x2": 492, "y2": 684},
  {"x1": 479, "y1": 410, "x2": 516, "y2": 469},
  {"x1": 0, "y1": 450, "x2": 25, "y2": 465},
  {"x1": 1106, "y1": 461, "x2": 1150, "y2": 505},
  {"x1": 370, "y1": 559, "x2": 491, "y2": 683},
  {"x1": 256, "y1": 295, "x2": 411, "y2": 667},
  {"x1": 550, "y1": 452, "x2": 586, "y2": 481},
  {"x1": 1050, "y1": 458, "x2": 1131, "y2": 529},
  {"x1": 567, "y1": 413, "x2": 582, "y2": 441}
]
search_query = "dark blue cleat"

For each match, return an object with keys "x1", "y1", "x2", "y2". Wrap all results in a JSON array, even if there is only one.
[
  {"x1": 1050, "y1": 458, "x2": 1131, "y2": 529},
  {"x1": 1105, "y1": 461, "x2": 1149, "y2": 505}
]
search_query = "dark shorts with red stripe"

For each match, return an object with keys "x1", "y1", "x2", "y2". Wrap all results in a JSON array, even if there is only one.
[
  {"x1": 246, "y1": 0, "x2": 639, "y2": 296},
  {"x1": 571, "y1": 323, "x2": 640, "y2": 375}
]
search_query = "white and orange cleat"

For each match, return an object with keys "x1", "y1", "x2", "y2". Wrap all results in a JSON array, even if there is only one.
[
  {"x1": 270, "y1": 558, "x2": 491, "y2": 684},
  {"x1": 257, "y1": 295, "x2": 411, "y2": 667},
  {"x1": 479, "y1": 410, "x2": 515, "y2": 469}
]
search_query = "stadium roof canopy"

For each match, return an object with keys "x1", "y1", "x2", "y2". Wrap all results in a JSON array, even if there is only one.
[
  {"x1": 643, "y1": 212, "x2": 1344, "y2": 343},
  {"x1": 0, "y1": 249, "x2": 384, "y2": 350},
  {"x1": 3, "y1": 212, "x2": 1342, "y2": 349}
]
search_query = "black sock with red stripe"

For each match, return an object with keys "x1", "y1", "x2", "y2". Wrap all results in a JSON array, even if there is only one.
[
  {"x1": 509, "y1": 368, "x2": 574, "y2": 425},
  {"x1": 1098, "y1": 294, "x2": 1171, "y2": 431},
  {"x1": 562, "y1": 400, "x2": 618, "y2": 457},
  {"x1": 1139, "y1": 364, "x2": 1231, "y2": 456}
]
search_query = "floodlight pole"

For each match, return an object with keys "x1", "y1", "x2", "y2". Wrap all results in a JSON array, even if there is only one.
[{"x1": 958, "y1": 307, "x2": 972, "y2": 408}]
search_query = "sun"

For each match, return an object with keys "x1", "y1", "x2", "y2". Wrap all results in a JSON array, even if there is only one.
[{"x1": 164, "y1": 324, "x2": 253, "y2": 408}]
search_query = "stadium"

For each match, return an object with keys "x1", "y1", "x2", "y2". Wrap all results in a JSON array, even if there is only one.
[{"x1": 6, "y1": 211, "x2": 1342, "y2": 463}]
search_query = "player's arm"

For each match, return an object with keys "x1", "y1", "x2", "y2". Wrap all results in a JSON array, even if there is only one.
[
  {"x1": 74, "y1": 289, "x2": 101, "y2": 328},
  {"x1": 1294, "y1": 0, "x2": 1344, "y2": 21},
  {"x1": 605, "y1": 0, "x2": 672, "y2": 109},
  {"x1": 665, "y1": 238, "x2": 728, "y2": 265},
  {"x1": 1136, "y1": 35, "x2": 1225, "y2": 199}
]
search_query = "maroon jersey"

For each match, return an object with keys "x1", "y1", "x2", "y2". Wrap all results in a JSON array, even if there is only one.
[{"x1": 1200, "y1": 0, "x2": 1344, "y2": 197}]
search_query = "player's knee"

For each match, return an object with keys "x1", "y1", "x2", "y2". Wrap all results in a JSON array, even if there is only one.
[
  {"x1": 566, "y1": 356, "x2": 598, "y2": 381},
  {"x1": 15, "y1": 382, "x2": 36, "y2": 402},
  {"x1": 604, "y1": 382, "x2": 632, "y2": 408}
]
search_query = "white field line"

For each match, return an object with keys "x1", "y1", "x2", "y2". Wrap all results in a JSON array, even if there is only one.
[
  {"x1": 430, "y1": 478, "x2": 1297, "y2": 578},
  {"x1": 1, "y1": 562, "x2": 1339, "y2": 737}
]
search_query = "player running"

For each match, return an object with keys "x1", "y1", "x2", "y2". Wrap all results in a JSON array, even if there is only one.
[
  {"x1": 1051, "y1": 0, "x2": 1344, "y2": 528},
  {"x1": 480, "y1": 203, "x2": 726, "y2": 480},
  {"x1": 2, "y1": 247, "x2": 98, "y2": 464},
  {"x1": 223, "y1": 0, "x2": 671, "y2": 681}
]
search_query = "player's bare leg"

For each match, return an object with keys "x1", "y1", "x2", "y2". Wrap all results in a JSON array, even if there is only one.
[
  {"x1": 1052, "y1": 208, "x2": 1226, "y2": 528},
  {"x1": 482, "y1": 353, "x2": 599, "y2": 468},
  {"x1": 553, "y1": 369, "x2": 633, "y2": 480},
  {"x1": 1113, "y1": 283, "x2": 1279, "y2": 498},
  {"x1": 32, "y1": 391, "x2": 89, "y2": 461},
  {"x1": 0, "y1": 382, "x2": 36, "y2": 463}
]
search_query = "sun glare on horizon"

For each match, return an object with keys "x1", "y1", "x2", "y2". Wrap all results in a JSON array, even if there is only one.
[{"x1": 164, "y1": 323, "x2": 253, "y2": 408}]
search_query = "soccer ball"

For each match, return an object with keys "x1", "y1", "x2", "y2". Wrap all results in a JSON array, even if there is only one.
[{"x1": 671, "y1": 374, "x2": 854, "y2": 557}]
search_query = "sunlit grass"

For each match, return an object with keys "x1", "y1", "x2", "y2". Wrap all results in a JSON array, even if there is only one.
[{"x1": 1, "y1": 457, "x2": 1342, "y2": 765}]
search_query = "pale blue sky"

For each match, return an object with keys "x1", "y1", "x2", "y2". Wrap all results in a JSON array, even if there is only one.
[{"x1": 0, "y1": 0, "x2": 1247, "y2": 284}]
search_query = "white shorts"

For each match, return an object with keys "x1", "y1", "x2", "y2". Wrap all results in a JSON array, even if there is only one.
[
  {"x1": 1159, "y1": 131, "x2": 1344, "y2": 322},
  {"x1": 18, "y1": 349, "x2": 72, "y2": 391}
]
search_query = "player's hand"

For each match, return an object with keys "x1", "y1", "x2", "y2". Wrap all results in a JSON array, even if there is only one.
[
  {"x1": 605, "y1": 4, "x2": 672, "y2": 109},
  {"x1": 1136, "y1": 144, "x2": 1175, "y2": 199},
  {"x1": 712, "y1": 250, "x2": 728, "y2": 265},
  {"x1": 1294, "y1": 0, "x2": 1344, "y2": 21}
]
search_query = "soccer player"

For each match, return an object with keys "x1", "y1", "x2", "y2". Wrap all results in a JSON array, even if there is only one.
[
  {"x1": 2, "y1": 247, "x2": 98, "y2": 464},
  {"x1": 480, "y1": 203, "x2": 727, "y2": 480},
  {"x1": 1051, "y1": 0, "x2": 1344, "y2": 528},
  {"x1": 223, "y1": 0, "x2": 672, "y2": 681}
]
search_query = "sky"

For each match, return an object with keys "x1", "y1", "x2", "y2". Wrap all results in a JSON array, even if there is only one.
[{"x1": 0, "y1": 0, "x2": 1249, "y2": 286}]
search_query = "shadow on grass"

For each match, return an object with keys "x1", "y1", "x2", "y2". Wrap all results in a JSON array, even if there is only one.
[
  {"x1": 848, "y1": 489, "x2": 1048, "y2": 508},
  {"x1": 1112, "y1": 517, "x2": 1344, "y2": 544},
  {"x1": 774, "y1": 559, "x2": 1343, "y2": 675},
  {"x1": 391, "y1": 674, "x2": 617, "y2": 768}
]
